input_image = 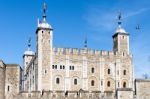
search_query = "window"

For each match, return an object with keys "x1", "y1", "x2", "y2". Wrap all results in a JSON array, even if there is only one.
[
  {"x1": 72, "y1": 66, "x2": 74, "y2": 70},
  {"x1": 70, "y1": 66, "x2": 71, "y2": 70},
  {"x1": 8, "y1": 86, "x2": 10, "y2": 92},
  {"x1": 63, "y1": 65, "x2": 65, "y2": 69},
  {"x1": 123, "y1": 70, "x2": 126, "y2": 75},
  {"x1": 56, "y1": 78, "x2": 60, "y2": 84},
  {"x1": 118, "y1": 82, "x2": 120, "y2": 87},
  {"x1": 45, "y1": 70, "x2": 47, "y2": 74},
  {"x1": 74, "y1": 79, "x2": 77, "y2": 85},
  {"x1": 107, "y1": 81, "x2": 110, "y2": 87},
  {"x1": 60, "y1": 65, "x2": 62, "y2": 69},
  {"x1": 70, "y1": 66, "x2": 74, "y2": 70},
  {"x1": 91, "y1": 67, "x2": 94, "y2": 73},
  {"x1": 123, "y1": 52, "x2": 125, "y2": 56},
  {"x1": 91, "y1": 80, "x2": 95, "y2": 86},
  {"x1": 108, "y1": 69, "x2": 110, "y2": 74},
  {"x1": 123, "y1": 82, "x2": 126, "y2": 88},
  {"x1": 52, "y1": 65, "x2": 55, "y2": 69},
  {"x1": 55, "y1": 65, "x2": 57, "y2": 69}
]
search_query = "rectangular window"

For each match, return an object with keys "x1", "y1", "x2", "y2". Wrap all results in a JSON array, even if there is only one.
[
  {"x1": 72, "y1": 66, "x2": 74, "y2": 70},
  {"x1": 8, "y1": 86, "x2": 10, "y2": 92},
  {"x1": 52, "y1": 65, "x2": 55, "y2": 69},
  {"x1": 70, "y1": 66, "x2": 71, "y2": 70},
  {"x1": 60, "y1": 65, "x2": 62, "y2": 69},
  {"x1": 63, "y1": 65, "x2": 65, "y2": 69},
  {"x1": 55, "y1": 65, "x2": 57, "y2": 69}
]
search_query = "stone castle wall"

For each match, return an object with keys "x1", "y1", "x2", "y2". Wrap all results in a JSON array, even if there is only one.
[
  {"x1": 0, "y1": 60, "x2": 6, "y2": 99},
  {"x1": 5, "y1": 64, "x2": 21, "y2": 99},
  {"x1": 135, "y1": 79, "x2": 150, "y2": 99},
  {"x1": 51, "y1": 47, "x2": 133, "y2": 92}
]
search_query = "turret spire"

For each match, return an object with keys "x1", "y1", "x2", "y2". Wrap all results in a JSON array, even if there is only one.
[
  {"x1": 43, "y1": 2, "x2": 47, "y2": 22},
  {"x1": 28, "y1": 37, "x2": 31, "y2": 51},
  {"x1": 118, "y1": 11, "x2": 122, "y2": 26},
  {"x1": 84, "y1": 34, "x2": 88, "y2": 50}
]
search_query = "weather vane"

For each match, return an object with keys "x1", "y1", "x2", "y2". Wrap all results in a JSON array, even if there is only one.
[
  {"x1": 84, "y1": 37, "x2": 87, "y2": 48},
  {"x1": 118, "y1": 10, "x2": 122, "y2": 25},
  {"x1": 28, "y1": 37, "x2": 31, "y2": 48},
  {"x1": 43, "y1": 2, "x2": 47, "y2": 21}
]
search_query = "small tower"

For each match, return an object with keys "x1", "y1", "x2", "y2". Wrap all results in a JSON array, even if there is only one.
[
  {"x1": 36, "y1": 2, "x2": 53, "y2": 91},
  {"x1": 112, "y1": 12, "x2": 129, "y2": 55},
  {"x1": 23, "y1": 38, "x2": 35, "y2": 74},
  {"x1": 23, "y1": 38, "x2": 35, "y2": 91}
]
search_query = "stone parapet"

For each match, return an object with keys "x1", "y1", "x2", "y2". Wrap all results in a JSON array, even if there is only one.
[{"x1": 53, "y1": 47, "x2": 115, "y2": 56}]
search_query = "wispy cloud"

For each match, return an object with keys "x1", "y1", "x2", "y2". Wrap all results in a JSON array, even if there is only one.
[
  {"x1": 84, "y1": 9, "x2": 116, "y2": 32},
  {"x1": 124, "y1": 8, "x2": 150, "y2": 18}
]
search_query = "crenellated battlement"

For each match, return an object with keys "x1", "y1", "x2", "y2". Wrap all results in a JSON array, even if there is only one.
[{"x1": 53, "y1": 47, "x2": 115, "y2": 56}]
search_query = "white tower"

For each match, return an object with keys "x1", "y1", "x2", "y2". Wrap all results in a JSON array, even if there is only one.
[{"x1": 36, "y1": 2, "x2": 53, "y2": 91}]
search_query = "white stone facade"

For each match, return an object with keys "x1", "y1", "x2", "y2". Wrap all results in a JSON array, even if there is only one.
[{"x1": 23, "y1": 3, "x2": 135, "y2": 97}]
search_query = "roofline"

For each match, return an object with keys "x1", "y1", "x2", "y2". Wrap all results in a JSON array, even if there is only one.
[
  {"x1": 112, "y1": 32, "x2": 129, "y2": 38},
  {"x1": 36, "y1": 27, "x2": 53, "y2": 34},
  {"x1": 135, "y1": 79, "x2": 150, "y2": 82},
  {"x1": 6, "y1": 64, "x2": 20, "y2": 67}
]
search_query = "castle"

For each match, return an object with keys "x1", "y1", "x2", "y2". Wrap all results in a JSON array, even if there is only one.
[{"x1": 0, "y1": 3, "x2": 150, "y2": 99}]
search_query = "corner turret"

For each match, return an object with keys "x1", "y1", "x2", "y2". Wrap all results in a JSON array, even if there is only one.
[{"x1": 113, "y1": 12, "x2": 129, "y2": 55}]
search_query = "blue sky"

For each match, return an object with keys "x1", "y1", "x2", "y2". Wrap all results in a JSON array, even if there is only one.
[{"x1": 0, "y1": 0, "x2": 150, "y2": 78}]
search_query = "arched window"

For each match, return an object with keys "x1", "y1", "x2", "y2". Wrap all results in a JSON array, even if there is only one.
[
  {"x1": 91, "y1": 80, "x2": 95, "y2": 86},
  {"x1": 74, "y1": 79, "x2": 77, "y2": 85},
  {"x1": 107, "y1": 81, "x2": 110, "y2": 87},
  {"x1": 108, "y1": 69, "x2": 110, "y2": 74},
  {"x1": 91, "y1": 67, "x2": 95, "y2": 73},
  {"x1": 123, "y1": 70, "x2": 126, "y2": 75},
  {"x1": 56, "y1": 78, "x2": 60, "y2": 84},
  {"x1": 123, "y1": 82, "x2": 126, "y2": 88}
]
